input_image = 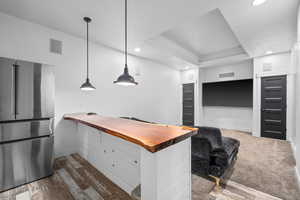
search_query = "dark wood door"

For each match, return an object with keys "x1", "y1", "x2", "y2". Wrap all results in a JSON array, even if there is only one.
[
  {"x1": 261, "y1": 75, "x2": 286, "y2": 140},
  {"x1": 182, "y1": 83, "x2": 194, "y2": 126}
]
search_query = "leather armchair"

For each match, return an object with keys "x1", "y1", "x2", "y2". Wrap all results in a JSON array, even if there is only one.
[
  {"x1": 120, "y1": 118, "x2": 240, "y2": 187},
  {"x1": 191, "y1": 127, "x2": 240, "y2": 181}
]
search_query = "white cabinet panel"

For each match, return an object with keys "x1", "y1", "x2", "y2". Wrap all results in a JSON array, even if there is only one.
[
  {"x1": 141, "y1": 139, "x2": 191, "y2": 200},
  {"x1": 101, "y1": 132, "x2": 140, "y2": 159},
  {"x1": 76, "y1": 124, "x2": 192, "y2": 199},
  {"x1": 81, "y1": 128, "x2": 141, "y2": 194},
  {"x1": 87, "y1": 127, "x2": 101, "y2": 148},
  {"x1": 112, "y1": 147, "x2": 140, "y2": 169},
  {"x1": 95, "y1": 145, "x2": 114, "y2": 174},
  {"x1": 111, "y1": 151, "x2": 140, "y2": 188},
  {"x1": 87, "y1": 143, "x2": 98, "y2": 168},
  {"x1": 100, "y1": 133, "x2": 140, "y2": 188},
  {"x1": 77, "y1": 124, "x2": 88, "y2": 159}
]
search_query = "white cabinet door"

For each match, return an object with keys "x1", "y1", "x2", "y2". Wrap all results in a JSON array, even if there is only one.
[
  {"x1": 87, "y1": 126, "x2": 101, "y2": 148},
  {"x1": 77, "y1": 124, "x2": 88, "y2": 159},
  {"x1": 95, "y1": 143, "x2": 114, "y2": 175},
  {"x1": 81, "y1": 129, "x2": 141, "y2": 194},
  {"x1": 101, "y1": 132, "x2": 140, "y2": 160},
  {"x1": 111, "y1": 152, "x2": 140, "y2": 188},
  {"x1": 84, "y1": 125, "x2": 101, "y2": 168}
]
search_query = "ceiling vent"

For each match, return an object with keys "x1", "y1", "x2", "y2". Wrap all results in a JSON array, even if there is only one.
[
  {"x1": 50, "y1": 39, "x2": 62, "y2": 55},
  {"x1": 219, "y1": 72, "x2": 234, "y2": 78}
]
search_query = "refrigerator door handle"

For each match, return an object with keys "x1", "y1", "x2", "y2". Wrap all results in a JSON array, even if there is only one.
[
  {"x1": 11, "y1": 63, "x2": 16, "y2": 119},
  {"x1": 14, "y1": 62, "x2": 19, "y2": 116},
  {"x1": 49, "y1": 118, "x2": 54, "y2": 134}
]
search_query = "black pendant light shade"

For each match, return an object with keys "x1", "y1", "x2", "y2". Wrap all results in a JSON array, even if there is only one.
[
  {"x1": 113, "y1": 64, "x2": 138, "y2": 86},
  {"x1": 114, "y1": 0, "x2": 138, "y2": 86},
  {"x1": 80, "y1": 78, "x2": 96, "y2": 90},
  {"x1": 81, "y1": 17, "x2": 96, "y2": 91}
]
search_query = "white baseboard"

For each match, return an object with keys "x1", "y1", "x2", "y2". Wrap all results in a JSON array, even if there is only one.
[
  {"x1": 295, "y1": 167, "x2": 300, "y2": 188},
  {"x1": 291, "y1": 142, "x2": 300, "y2": 187},
  {"x1": 291, "y1": 142, "x2": 297, "y2": 155}
]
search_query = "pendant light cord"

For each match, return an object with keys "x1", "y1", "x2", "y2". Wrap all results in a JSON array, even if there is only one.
[
  {"x1": 86, "y1": 19, "x2": 89, "y2": 79},
  {"x1": 125, "y1": 0, "x2": 128, "y2": 68}
]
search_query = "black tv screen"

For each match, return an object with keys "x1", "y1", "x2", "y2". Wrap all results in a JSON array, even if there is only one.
[{"x1": 202, "y1": 79, "x2": 253, "y2": 107}]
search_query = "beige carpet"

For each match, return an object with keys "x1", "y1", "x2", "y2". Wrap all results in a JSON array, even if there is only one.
[{"x1": 192, "y1": 130, "x2": 300, "y2": 200}]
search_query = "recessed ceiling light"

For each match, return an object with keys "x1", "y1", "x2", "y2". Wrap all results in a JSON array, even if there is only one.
[
  {"x1": 184, "y1": 66, "x2": 190, "y2": 70},
  {"x1": 134, "y1": 47, "x2": 141, "y2": 52},
  {"x1": 265, "y1": 51, "x2": 273, "y2": 55},
  {"x1": 252, "y1": 0, "x2": 267, "y2": 6}
]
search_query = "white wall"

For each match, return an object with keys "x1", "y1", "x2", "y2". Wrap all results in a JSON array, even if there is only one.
[
  {"x1": 202, "y1": 60, "x2": 253, "y2": 83},
  {"x1": 293, "y1": 42, "x2": 300, "y2": 181},
  {"x1": 202, "y1": 107, "x2": 252, "y2": 132},
  {"x1": 0, "y1": 12, "x2": 181, "y2": 157},
  {"x1": 252, "y1": 53, "x2": 295, "y2": 142},
  {"x1": 295, "y1": 4, "x2": 300, "y2": 179},
  {"x1": 192, "y1": 60, "x2": 254, "y2": 132}
]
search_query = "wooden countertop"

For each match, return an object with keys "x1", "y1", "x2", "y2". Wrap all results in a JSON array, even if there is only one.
[{"x1": 64, "y1": 113, "x2": 197, "y2": 153}]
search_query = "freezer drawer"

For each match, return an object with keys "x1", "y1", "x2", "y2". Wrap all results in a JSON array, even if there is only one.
[
  {"x1": 27, "y1": 135, "x2": 54, "y2": 183},
  {"x1": 0, "y1": 119, "x2": 53, "y2": 143},
  {"x1": 0, "y1": 138, "x2": 27, "y2": 191},
  {"x1": 0, "y1": 136, "x2": 54, "y2": 192}
]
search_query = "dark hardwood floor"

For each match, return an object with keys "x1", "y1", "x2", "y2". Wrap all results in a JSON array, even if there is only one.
[{"x1": 0, "y1": 154, "x2": 133, "y2": 200}]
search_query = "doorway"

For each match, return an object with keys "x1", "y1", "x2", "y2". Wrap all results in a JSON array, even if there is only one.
[
  {"x1": 261, "y1": 75, "x2": 287, "y2": 140},
  {"x1": 182, "y1": 83, "x2": 194, "y2": 126}
]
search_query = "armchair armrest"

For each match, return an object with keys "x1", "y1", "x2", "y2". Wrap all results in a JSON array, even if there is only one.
[
  {"x1": 192, "y1": 137, "x2": 211, "y2": 159},
  {"x1": 193, "y1": 126, "x2": 223, "y2": 152},
  {"x1": 191, "y1": 137, "x2": 212, "y2": 177}
]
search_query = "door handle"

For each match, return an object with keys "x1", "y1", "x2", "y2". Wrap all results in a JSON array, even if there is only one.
[
  {"x1": 49, "y1": 118, "x2": 54, "y2": 134},
  {"x1": 262, "y1": 109, "x2": 282, "y2": 112},
  {"x1": 14, "y1": 62, "x2": 19, "y2": 116},
  {"x1": 11, "y1": 63, "x2": 15, "y2": 119}
]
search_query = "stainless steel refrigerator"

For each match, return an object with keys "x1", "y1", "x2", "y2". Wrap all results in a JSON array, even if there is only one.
[{"x1": 0, "y1": 57, "x2": 54, "y2": 192}]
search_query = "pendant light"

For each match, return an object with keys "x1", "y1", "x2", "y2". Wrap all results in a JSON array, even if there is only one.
[
  {"x1": 114, "y1": 0, "x2": 138, "y2": 86},
  {"x1": 80, "y1": 17, "x2": 96, "y2": 91}
]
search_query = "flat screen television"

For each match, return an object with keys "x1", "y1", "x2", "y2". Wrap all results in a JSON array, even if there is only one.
[{"x1": 202, "y1": 79, "x2": 253, "y2": 107}]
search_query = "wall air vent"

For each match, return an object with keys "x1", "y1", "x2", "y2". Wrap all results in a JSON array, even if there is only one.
[
  {"x1": 219, "y1": 72, "x2": 234, "y2": 78},
  {"x1": 50, "y1": 39, "x2": 62, "y2": 55},
  {"x1": 263, "y1": 63, "x2": 272, "y2": 72}
]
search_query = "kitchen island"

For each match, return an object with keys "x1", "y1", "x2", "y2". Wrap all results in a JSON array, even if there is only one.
[{"x1": 64, "y1": 113, "x2": 197, "y2": 200}]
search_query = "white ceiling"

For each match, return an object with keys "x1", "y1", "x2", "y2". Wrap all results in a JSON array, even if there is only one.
[
  {"x1": 162, "y1": 9, "x2": 246, "y2": 58},
  {"x1": 0, "y1": 0, "x2": 298, "y2": 70}
]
